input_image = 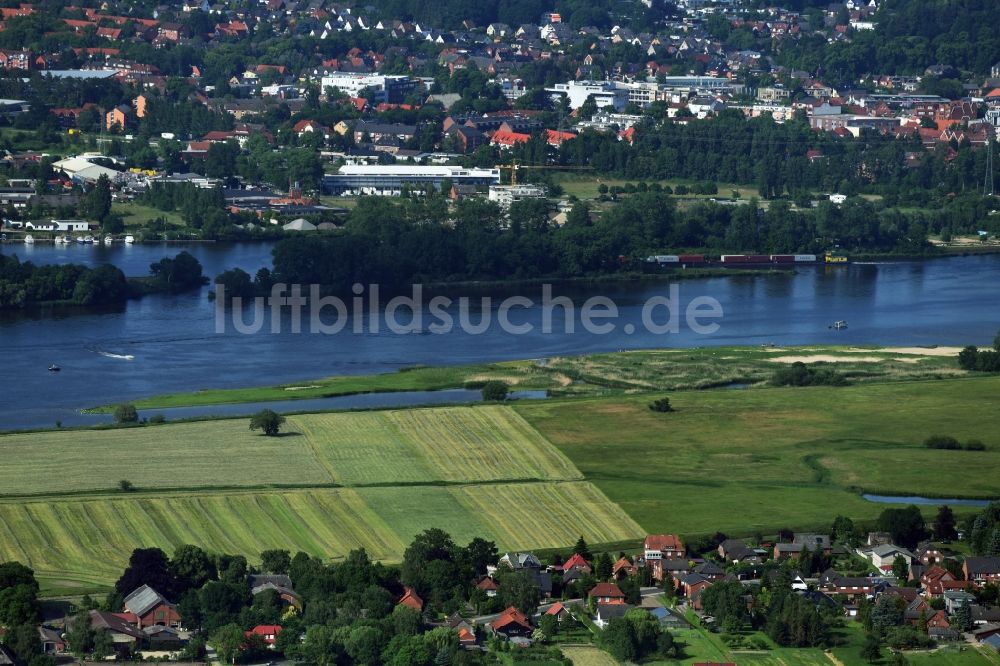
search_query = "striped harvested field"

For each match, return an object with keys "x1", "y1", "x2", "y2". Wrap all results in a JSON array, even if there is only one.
[
  {"x1": 289, "y1": 406, "x2": 583, "y2": 485},
  {"x1": 0, "y1": 489, "x2": 404, "y2": 590},
  {"x1": 0, "y1": 421, "x2": 333, "y2": 496},
  {"x1": 0, "y1": 481, "x2": 641, "y2": 591},
  {"x1": 449, "y1": 481, "x2": 644, "y2": 548}
]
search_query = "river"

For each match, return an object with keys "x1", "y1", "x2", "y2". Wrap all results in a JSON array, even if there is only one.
[{"x1": 2, "y1": 243, "x2": 999, "y2": 430}]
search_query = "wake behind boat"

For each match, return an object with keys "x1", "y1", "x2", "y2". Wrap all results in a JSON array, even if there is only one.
[{"x1": 91, "y1": 348, "x2": 135, "y2": 361}]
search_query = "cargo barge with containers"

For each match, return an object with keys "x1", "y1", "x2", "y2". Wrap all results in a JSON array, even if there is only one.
[{"x1": 644, "y1": 252, "x2": 849, "y2": 268}]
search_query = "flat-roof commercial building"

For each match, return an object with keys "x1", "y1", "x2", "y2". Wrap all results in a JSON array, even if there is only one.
[
  {"x1": 319, "y1": 72, "x2": 418, "y2": 104},
  {"x1": 324, "y1": 165, "x2": 501, "y2": 196}
]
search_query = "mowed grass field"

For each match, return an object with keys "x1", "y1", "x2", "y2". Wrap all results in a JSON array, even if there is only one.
[
  {"x1": 0, "y1": 421, "x2": 333, "y2": 496},
  {"x1": 289, "y1": 406, "x2": 582, "y2": 485},
  {"x1": 0, "y1": 405, "x2": 641, "y2": 592},
  {"x1": 0, "y1": 482, "x2": 641, "y2": 594},
  {"x1": 516, "y1": 376, "x2": 1000, "y2": 537}
]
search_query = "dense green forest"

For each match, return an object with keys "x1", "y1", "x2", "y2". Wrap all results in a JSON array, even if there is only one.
[{"x1": 262, "y1": 191, "x2": 935, "y2": 291}]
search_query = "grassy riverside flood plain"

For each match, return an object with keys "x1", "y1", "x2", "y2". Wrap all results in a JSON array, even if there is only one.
[
  {"x1": 88, "y1": 345, "x2": 968, "y2": 411},
  {"x1": 515, "y1": 375, "x2": 1000, "y2": 537}
]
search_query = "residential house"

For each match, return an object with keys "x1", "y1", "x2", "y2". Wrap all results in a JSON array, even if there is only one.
[
  {"x1": 476, "y1": 576, "x2": 499, "y2": 598},
  {"x1": 916, "y1": 543, "x2": 949, "y2": 566},
  {"x1": 694, "y1": 562, "x2": 726, "y2": 581},
  {"x1": 245, "y1": 625, "x2": 281, "y2": 648},
  {"x1": 83, "y1": 610, "x2": 145, "y2": 651},
  {"x1": 561, "y1": 553, "x2": 591, "y2": 574},
  {"x1": 545, "y1": 601, "x2": 569, "y2": 622},
  {"x1": 352, "y1": 120, "x2": 416, "y2": 145},
  {"x1": 903, "y1": 596, "x2": 931, "y2": 625},
  {"x1": 793, "y1": 533, "x2": 832, "y2": 554},
  {"x1": 248, "y1": 574, "x2": 301, "y2": 612},
  {"x1": 964, "y1": 558, "x2": 1000, "y2": 587},
  {"x1": 491, "y1": 606, "x2": 532, "y2": 638},
  {"x1": 144, "y1": 625, "x2": 186, "y2": 650},
  {"x1": 944, "y1": 590, "x2": 977, "y2": 615},
  {"x1": 927, "y1": 610, "x2": 951, "y2": 630},
  {"x1": 973, "y1": 605, "x2": 1000, "y2": 626},
  {"x1": 612, "y1": 556, "x2": 639, "y2": 580},
  {"x1": 123, "y1": 585, "x2": 181, "y2": 629},
  {"x1": 498, "y1": 552, "x2": 543, "y2": 571},
  {"x1": 867, "y1": 544, "x2": 916, "y2": 572},
  {"x1": 824, "y1": 577, "x2": 882, "y2": 599},
  {"x1": 589, "y1": 582, "x2": 626, "y2": 605},
  {"x1": 38, "y1": 626, "x2": 65, "y2": 654},
  {"x1": 490, "y1": 128, "x2": 530, "y2": 148},
  {"x1": 397, "y1": 586, "x2": 424, "y2": 612},
  {"x1": 0, "y1": 645, "x2": 16, "y2": 666},
  {"x1": 293, "y1": 119, "x2": 332, "y2": 140},
  {"x1": 678, "y1": 573, "x2": 713, "y2": 611},
  {"x1": 718, "y1": 539, "x2": 755, "y2": 562},
  {"x1": 447, "y1": 124, "x2": 487, "y2": 153},
  {"x1": 644, "y1": 534, "x2": 685, "y2": 582},
  {"x1": 594, "y1": 603, "x2": 630, "y2": 629}
]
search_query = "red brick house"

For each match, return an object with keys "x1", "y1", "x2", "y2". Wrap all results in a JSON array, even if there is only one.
[
  {"x1": 644, "y1": 534, "x2": 685, "y2": 581},
  {"x1": 964, "y1": 557, "x2": 1000, "y2": 587},
  {"x1": 491, "y1": 606, "x2": 532, "y2": 637},
  {"x1": 612, "y1": 556, "x2": 638, "y2": 579},
  {"x1": 397, "y1": 586, "x2": 424, "y2": 611},
  {"x1": 824, "y1": 577, "x2": 878, "y2": 600},
  {"x1": 245, "y1": 625, "x2": 281, "y2": 647},
  {"x1": 927, "y1": 610, "x2": 951, "y2": 630},
  {"x1": 122, "y1": 585, "x2": 181, "y2": 628},
  {"x1": 589, "y1": 582, "x2": 626, "y2": 605},
  {"x1": 561, "y1": 553, "x2": 591, "y2": 574},
  {"x1": 476, "y1": 576, "x2": 499, "y2": 598}
]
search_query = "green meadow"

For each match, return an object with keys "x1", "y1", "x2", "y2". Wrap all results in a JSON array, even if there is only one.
[{"x1": 516, "y1": 375, "x2": 1000, "y2": 536}]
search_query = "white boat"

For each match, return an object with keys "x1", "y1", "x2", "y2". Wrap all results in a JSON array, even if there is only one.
[
  {"x1": 24, "y1": 234, "x2": 34, "y2": 244},
  {"x1": 830, "y1": 320, "x2": 849, "y2": 330},
  {"x1": 104, "y1": 235, "x2": 113, "y2": 245},
  {"x1": 55, "y1": 235, "x2": 68, "y2": 244},
  {"x1": 124, "y1": 235, "x2": 135, "y2": 244},
  {"x1": 80, "y1": 235, "x2": 95, "y2": 244}
]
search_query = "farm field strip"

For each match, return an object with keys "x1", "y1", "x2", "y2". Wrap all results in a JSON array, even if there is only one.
[
  {"x1": 289, "y1": 412, "x2": 435, "y2": 485},
  {"x1": 291, "y1": 406, "x2": 583, "y2": 486},
  {"x1": 384, "y1": 407, "x2": 583, "y2": 482},
  {"x1": 0, "y1": 481, "x2": 637, "y2": 589},
  {"x1": 449, "y1": 481, "x2": 644, "y2": 548},
  {"x1": 0, "y1": 420, "x2": 333, "y2": 496}
]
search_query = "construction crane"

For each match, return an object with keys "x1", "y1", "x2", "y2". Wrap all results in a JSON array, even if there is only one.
[{"x1": 498, "y1": 161, "x2": 594, "y2": 186}]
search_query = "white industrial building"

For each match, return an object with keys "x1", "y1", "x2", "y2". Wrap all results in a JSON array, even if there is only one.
[
  {"x1": 547, "y1": 77, "x2": 734, "y2": 111},
  {"x1": 324, "y1": 165, "x2": 500, "y2": 196},
  {"x1": 318, "y1": 72, "x2": 418, "y2": 103},
  {"x1": 487, "y1": 184, "x2": 547, "y2": 208}
]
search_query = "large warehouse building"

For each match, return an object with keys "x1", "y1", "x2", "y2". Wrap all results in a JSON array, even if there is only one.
[{"x1": 324, "y1": 165, "x2": 501, "y2": 196}]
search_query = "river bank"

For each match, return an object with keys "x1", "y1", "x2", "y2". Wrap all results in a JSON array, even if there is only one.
[{"x1": 81, "y1": 343, "x2": 969, "y2": 414}]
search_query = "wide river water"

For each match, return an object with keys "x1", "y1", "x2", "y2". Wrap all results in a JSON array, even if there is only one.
[{"x1": 2, "y1": 242, "x2": 999, "y2": 430}]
